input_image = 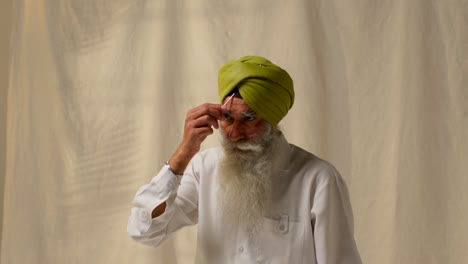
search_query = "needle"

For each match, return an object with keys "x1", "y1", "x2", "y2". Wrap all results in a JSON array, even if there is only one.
[{"x1": 222, "y1": 93, "x2": 235, "y2": 109}]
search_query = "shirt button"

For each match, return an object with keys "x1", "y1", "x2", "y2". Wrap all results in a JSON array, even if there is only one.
[
  {"x1": 238, "y1": 246, "x2": 244, "y2": 253},
  {"x1": 279, "y1": 225, "x2": 285, "y2": 231},
  {"x1": 167, "y1": 182, "x2": 174, "y2": 189}
]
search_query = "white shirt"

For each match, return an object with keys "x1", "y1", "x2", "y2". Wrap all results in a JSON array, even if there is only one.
[{"x1": 127, "y1": 135, "x2": 362, "y2": 264}]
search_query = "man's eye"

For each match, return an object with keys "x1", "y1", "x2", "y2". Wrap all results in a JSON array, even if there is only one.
[
  {"x1": 244, "y1": 116, "x2": 255, "y2": 121},
  {"x1": 224, "y1": 113, "x2": 232, "y2": 119}
]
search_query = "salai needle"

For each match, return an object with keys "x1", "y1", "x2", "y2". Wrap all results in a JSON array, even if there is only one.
[{"x1": 222, "y1": 93, "x2": 235, "y2": 109}]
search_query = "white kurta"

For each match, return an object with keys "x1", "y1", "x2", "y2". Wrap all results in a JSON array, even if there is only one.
[{"x1": 127, "y1": 135, "x2": 362, "y2": 264}]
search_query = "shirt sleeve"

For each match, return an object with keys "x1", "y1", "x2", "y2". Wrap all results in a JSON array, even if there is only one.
[
  {"x1": 127, "y1": 162, "x2": 199, "y2": 248},
  {"x1": 310, "y1": 164, "x2": 362, "y2": 264}
]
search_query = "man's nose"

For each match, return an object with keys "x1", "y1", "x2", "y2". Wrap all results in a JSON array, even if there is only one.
[{"x1": 228, "y1": 122, "x2": 244, "y2": 142}]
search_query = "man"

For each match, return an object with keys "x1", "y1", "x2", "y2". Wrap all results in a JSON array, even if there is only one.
[{"x1": 127, "y1": 56, "x2": 362, "y2": 263}]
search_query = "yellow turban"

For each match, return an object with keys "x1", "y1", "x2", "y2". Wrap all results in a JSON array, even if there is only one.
[{"x1": 218, "y1": 56, "x2": 294, "y2": 126}]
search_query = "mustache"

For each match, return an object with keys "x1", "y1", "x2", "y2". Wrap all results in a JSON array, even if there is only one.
[
  {"x1": 222, "y1": 125, "x2": 274, "y2": 153},
  {"x1": 233, "y1": 141, "x2": 263, "y2": 152}
]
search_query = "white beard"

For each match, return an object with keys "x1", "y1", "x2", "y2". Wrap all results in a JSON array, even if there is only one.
[{"x1": 217, "y1": 125, "x2": 282, "y2": 238}]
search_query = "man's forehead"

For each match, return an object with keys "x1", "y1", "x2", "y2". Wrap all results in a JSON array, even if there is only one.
[{"x1": 224, "y1": 97, "x2": 253, "y2": 112}]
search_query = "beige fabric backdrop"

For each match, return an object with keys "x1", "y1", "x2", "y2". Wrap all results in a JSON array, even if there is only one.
[{"x1": 2, "y1": 0, "x2": 467, "y2": 263}]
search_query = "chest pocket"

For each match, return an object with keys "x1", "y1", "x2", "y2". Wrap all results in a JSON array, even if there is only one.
[{"x1": 257, "y1": 215, "x2": 305, "y2": 264}]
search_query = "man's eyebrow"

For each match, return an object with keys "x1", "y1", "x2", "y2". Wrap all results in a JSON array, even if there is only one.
[
  {"x1": 223, "y1": 110, "x2": 256, "y2": 117},
  {"x1": 240, "y1": 111, "x2": 256, "y2": 117}
]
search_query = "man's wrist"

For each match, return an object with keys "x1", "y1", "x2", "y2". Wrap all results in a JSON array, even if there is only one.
[
  {"x1": 168, "y1": 151, "x2": 191, "y2": 175},
  {"x1": 168, "y1": 145, "x2": 193, "y2": 175},
  {"x1": 165, "y1": 160, "x2": 182, "y2": 175}
]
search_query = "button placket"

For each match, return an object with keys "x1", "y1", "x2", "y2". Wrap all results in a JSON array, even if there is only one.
[{"x1": 278, "y1": 214, "x2": 289, "y2": 234}]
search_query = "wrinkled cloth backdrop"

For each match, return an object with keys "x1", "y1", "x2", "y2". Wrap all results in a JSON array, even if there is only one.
[{"x1": 1, "y1": 0, "x2": 467, "y2": 263}]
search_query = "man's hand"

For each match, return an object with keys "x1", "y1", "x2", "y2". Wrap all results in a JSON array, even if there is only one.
[{"x1": 168, "y1": 103, "x2": 224, "y2": 175}]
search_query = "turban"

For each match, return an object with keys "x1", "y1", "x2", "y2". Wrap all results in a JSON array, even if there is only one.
[{"x1": 218, "y1": 56, "x2": 294, "y2": 126}]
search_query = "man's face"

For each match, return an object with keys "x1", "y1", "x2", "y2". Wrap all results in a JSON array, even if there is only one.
[{"x1": 220, "y1": 97, "x2": 270, "y2": 145}]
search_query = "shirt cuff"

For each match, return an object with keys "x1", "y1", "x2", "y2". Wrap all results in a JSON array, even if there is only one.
[{"x1": 131, "y1": 165, "x2": 182, "y2": 232}]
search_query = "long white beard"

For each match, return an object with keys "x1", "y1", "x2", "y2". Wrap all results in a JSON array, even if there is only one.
[{"x1": 217, "y1": 125, "x2": 282, "y2": 237}]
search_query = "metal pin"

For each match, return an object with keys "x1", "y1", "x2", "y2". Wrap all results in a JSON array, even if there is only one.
[{"x1": 222, "y1": 93, "x2": 235, "y2": 109}]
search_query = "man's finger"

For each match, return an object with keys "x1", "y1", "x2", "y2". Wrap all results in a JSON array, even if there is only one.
[
  {"x1": 191, "y1": 115, "x2": 219, "y2": 129},
  {"x1": 194, "y1": 126, "x2": 214, "y2": 139},
  {"x1": 188, "y1": 103, "x2": 224, "y2": 121}
]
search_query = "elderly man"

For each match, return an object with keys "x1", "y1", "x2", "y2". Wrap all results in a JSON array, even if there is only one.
[{"x1": 127, "y1": 56, "x2": 362, "y2": 263}]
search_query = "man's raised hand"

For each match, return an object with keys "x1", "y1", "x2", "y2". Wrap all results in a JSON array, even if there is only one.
[{"x1": 168, "y1": 103, "x2": 224, "y2": 175}]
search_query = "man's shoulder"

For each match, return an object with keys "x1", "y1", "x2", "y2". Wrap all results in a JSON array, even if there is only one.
[{"x1": 288, "y1": 144, "x2": 341, "y2": 178}]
